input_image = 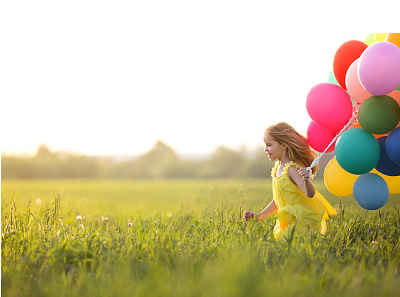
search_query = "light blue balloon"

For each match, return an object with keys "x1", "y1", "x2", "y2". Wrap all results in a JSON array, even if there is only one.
[
  {"x1": 353, "y1": 173, "x2": 389, "y2": 210},
  {"x1": 328, "y1": 71, "x2": 339, "y2": 86}
]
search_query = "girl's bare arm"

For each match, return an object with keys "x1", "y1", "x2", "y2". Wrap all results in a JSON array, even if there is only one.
[
  {"x1": 256, "y1": 200, "x2": 278, "y2": 222},
  {"x1": 287, "y1": 166, "x2": 316, "y2": 198}
]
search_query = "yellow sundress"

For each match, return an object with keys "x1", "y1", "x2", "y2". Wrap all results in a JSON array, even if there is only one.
[{"x1": 271, "y1": 161, "x2": 337, "y2": 240}]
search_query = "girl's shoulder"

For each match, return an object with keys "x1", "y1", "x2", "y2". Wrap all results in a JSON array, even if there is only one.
[{"x1": 284, "y1": 161, "x2": 300, "y2": 172}]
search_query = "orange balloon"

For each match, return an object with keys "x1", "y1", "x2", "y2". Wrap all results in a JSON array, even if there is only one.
[
  {"x1": 386, "y1": 33, "x2": 400, "y2": 48},
  {"x1": 351, "y1": 122, "x2": 388, "y2": 138}
]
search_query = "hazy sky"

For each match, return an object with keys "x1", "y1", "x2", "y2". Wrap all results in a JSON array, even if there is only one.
[{"x1": 0, "y1": 1, "x2": 393, "y2": 156}]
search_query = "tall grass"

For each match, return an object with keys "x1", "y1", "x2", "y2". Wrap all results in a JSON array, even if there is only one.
[{"x1": 2, "y1": 179, "x2": 400, "y2": 296}]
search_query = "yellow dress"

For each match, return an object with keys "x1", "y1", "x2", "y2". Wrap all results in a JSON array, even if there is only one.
[{"x1": 271, "y1": 161, "x2": 337, "y2": 240}]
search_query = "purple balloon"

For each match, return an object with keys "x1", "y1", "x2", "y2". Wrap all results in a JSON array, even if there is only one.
[{"x1": 358, "y1": 42, "x2": 400, "y2": 96}]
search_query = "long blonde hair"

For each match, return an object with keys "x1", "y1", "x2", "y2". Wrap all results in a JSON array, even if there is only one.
[{"x1": 265, "y1": 122, "x2": 319, "y2": 176}]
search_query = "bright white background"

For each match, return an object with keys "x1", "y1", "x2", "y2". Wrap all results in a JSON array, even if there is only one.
[{"x1": 0, "y1": 1, "x2": 393, "y2": 156}]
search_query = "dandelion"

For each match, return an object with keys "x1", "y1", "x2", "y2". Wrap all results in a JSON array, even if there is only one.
[
  {"x1": 35, "y1": 198, "x2": 42, "y2": 205},
  {"x1": 76, "y1": 215, "x2": 82, "y2": 221},
  {"x1": 104, "y1": 217, "x2": 109, "y2": 222}
]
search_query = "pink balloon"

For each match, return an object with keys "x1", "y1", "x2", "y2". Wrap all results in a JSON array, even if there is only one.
[
  {"x1": 345, "y1": 58, "x2": 372, "y2": 104},
  {"x1": 306, "y1": 83, "x2": 353, "y2": 133},
  {"x1": 307, "y1": 121, "x2": 336, "y2": 153},
  {"x1": 358, "y1": 42, "x2": 400, "y2": 96}
]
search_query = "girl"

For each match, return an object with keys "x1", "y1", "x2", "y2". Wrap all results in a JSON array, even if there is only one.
[{"x1": 244, "y1": 122, "x2": 337, "y2": 240}]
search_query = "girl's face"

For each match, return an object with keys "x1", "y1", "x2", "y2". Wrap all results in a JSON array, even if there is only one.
[{"x1": 264, "y1": 133, "x2": 286, "y2": 161}]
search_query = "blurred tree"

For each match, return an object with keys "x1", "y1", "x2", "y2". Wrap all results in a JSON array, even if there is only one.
[
  {"x1": 199, "y1": 146, "x2": 246, "y2": 178},
  {"x1": 130, "y1": 140, "x2": 179, "y2": 178}
]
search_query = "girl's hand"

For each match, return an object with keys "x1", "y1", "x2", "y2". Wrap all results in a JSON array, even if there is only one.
[
  {"x1": 243, "y1": 211, "x2": 255, "y2": 221},
  {"x1": 296, "y1": 166, "x2": 311, "y2": 181}
]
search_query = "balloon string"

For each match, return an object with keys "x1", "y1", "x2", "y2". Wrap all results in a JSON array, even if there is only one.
[{"x1": 307, "y1": 111, "x2": 357, "y2": 176}]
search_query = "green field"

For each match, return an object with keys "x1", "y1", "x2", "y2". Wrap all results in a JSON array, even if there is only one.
[{"x1": 2, "y1": 179, "x2": 400, "y2": 296}]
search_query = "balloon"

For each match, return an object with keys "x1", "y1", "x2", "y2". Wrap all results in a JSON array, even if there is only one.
[
  {"x1": 386, "y1": 91, "x2": 400, "y2": 129},
  {"x1": 385, "y1": 33, "x2": 400, "y2": 48},
  {"x1": 358, "y1": 42, "x2": 400, "y2": 96},
  {"x1": 353, "y1": 173, "x2": 389, "y2": 210},
  {"x1": 358, "y1": 95, "x2": 400, "y2": 135},
  {"x1": 335, "y1": 128, "x2": 380, "y2": 175},
  {"x1": 375, "y1": 136, "x2": 400, "y2": 176},
  {"x1": 345, "y1": 59, "x2": 372, "y2": 104},
  {"x1": 306, "y1": 83, "x2": 353, "y2": 132},
  {"x1": 306, "y1": 121, "x2": 336, "y2": 153},
  {"x1": 374, "y1": 33, "x2": 387, "y2": 42},
  {"x1": 328, "y1": 71, "x2": 339, "y2": 86},
  {"x1": 333, "y1": 40, "x2": 368, "y2": 90},
  {"x1": 351, "y1": 121, "x2": 388, "y2": 139},
  {"x1": 372, "y1": 169, "x2": 400, "y2": 194},
  {"x1": 324, "y1": 157, "x2": 359, "y2": 197},
  {"x1": 364, "y1": 33, "x2": 377, "y2": 46},
  {"x1": 387, "y1": 90, "x2": 400, "y2": 106},
  {"x1": 386, "y1": 127, "x2": 400, "y2": 165}
]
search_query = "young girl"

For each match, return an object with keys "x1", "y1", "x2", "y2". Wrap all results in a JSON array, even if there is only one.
[{"x1": 244, "y1": 122, "x2": 337, "y2": 240}]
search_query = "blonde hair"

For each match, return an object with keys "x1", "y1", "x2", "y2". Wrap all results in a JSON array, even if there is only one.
[{"x1": 265, "y1": 122, "x2": 319, "y2": 176}]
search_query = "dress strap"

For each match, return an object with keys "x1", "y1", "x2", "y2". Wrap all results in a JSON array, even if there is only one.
[{"x1": 271, "y1": 161, "x2": 279, "y2": 178}]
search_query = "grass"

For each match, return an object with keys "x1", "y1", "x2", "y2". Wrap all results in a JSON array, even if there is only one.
[{"x1": 1, "y1": 179, "x2": 400, "y2": 296}]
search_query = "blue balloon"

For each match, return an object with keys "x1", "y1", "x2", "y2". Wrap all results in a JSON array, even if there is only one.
[
  {"x1": 386, "y1": 127, "x2": 400, "y2": 165},
  {"x1": 375, "y1": 136, "x2": 400, "y2": 176},
  {"x1": 353, "y1": 173, "x2": 389, "y2": 210}
]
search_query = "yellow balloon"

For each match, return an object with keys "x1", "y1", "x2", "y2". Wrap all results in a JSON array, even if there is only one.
[
  {"x1": 385, "y1": 33, "x2": 400, "y2": 48},
  {"x1": 371, "y1": 169, "x2": 400, "y2": 194},
  {"x1": 324, "y1": 157, "x2": 359, "y2": 197},
  {"x1": 374, "y1": 33, "x2": 387, "y2": 42}
]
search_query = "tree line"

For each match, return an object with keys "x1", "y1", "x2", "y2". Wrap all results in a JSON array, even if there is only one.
[{"x1": 1, "y1": 141, "x2": 332, "y2": 179}]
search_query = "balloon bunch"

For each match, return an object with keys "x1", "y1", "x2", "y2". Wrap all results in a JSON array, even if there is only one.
[{"x1": 306, "y1": 33, "x2": 400, "y2": 210}]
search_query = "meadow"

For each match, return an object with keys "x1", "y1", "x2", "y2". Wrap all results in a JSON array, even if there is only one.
[{"x1": 1, "y1": 179, "x2": 400, "y2": 297}]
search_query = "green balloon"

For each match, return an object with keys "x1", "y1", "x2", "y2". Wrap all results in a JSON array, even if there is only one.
[
  {"x1": 335, "y1": 128, "x2": 380, "y2": 175},
  {"x1": 363, "y1": 33, "x2": 377, "y2": 46},
  {"x1": 358, "y1": 95, "x2": 400, "y2": 134}
]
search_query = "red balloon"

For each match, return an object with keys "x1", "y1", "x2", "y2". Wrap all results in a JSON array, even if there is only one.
[
  {"x1": 307, "y1": 121, "x2": 336, "y2": 153},
  {"x1": 333, "y1": 40, "x2": 368, "y2": 90}
]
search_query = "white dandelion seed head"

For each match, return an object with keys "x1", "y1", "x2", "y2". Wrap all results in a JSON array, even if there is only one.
[
  {"x1": 35, "y1": 198, "x2": 42, "y2": 205},
  {"x1": 76, "y1": 215, "x2": 82, "y2": 220}
]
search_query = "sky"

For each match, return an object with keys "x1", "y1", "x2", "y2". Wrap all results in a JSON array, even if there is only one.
[{"x1": 0, "y1": 1, "x2": 394, "y2": 157}]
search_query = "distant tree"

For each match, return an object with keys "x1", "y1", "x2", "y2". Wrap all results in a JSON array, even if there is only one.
[
  {"x1": 199, "y1": 146, "x2": 246, "y2": 178},
  {"x1": 36, "y1": 144, "x2": 53, "y2": 158},
  {"x1": 130, "y1": 140, "x2": 179, "y2": 178}
]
